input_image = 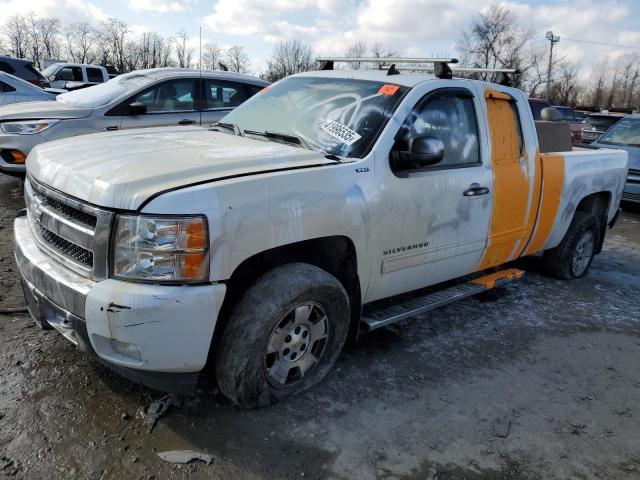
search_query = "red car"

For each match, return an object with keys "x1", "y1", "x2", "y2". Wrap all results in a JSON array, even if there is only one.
[{"x1": 554, "y1": 106, "x2": 588, "y2": 144}]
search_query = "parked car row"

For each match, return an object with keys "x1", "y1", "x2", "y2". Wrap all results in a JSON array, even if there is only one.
[{"x1": 0, "y1": 68, "x2": 268, "y2": 176}]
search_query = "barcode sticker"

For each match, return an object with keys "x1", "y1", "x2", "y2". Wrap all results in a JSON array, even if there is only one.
[{"x1": 319, "y1": 120, "x2": 362, "y2": 145}]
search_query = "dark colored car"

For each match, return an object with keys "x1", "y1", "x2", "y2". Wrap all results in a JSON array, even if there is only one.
[
  {"x1": 528, "y1": 98, "x2": 552, "y2": 121},
  {"x1": 581, "y1": 113, "x2": 625, "y2": 144},
  {"x1": 0, "y1": 56, "x2": 49, "y2": 88},
  {"x1": 591, "y1": 114, "x2": 640, "y2": 204},
  {"x1": 554, "y1": 106, "x2": 586, "y2": 144}
]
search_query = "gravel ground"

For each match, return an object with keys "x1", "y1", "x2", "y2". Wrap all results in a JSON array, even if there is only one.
[{"x1": 1, "y1": 173, "x2": 640, "y2": 480}]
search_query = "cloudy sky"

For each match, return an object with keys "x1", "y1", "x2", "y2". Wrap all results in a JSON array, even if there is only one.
[{"x1": 1, "y1": 0, "x2": 639, "y2": 74}]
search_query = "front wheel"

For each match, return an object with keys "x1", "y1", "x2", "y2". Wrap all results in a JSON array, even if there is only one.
[
  {"x1": 543, "y1": 211, "x2": 600, "y2": 280},
  {"x1": 215, "y1": 263, "x2": 350, "y2": 409}
]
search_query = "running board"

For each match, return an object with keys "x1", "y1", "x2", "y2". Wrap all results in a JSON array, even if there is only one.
[{"x1": 361, "y1": 269, "x2": 524, "y2": 331}]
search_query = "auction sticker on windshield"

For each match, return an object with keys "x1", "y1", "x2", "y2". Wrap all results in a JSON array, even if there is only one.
[{"x1": 320, "y1": 120, "x2": 362, "y2": 145}]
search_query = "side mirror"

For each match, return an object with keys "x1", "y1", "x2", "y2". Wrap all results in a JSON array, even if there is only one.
[
  {"x1": 398, "y1": 135, "x2": 445, "y2": 167},
  {"x1": 541, "y1": 107, "x2": 563, "y2": 122},
  {"x1": 128, "y1": 101, "x2": 147, "y2": 116}
]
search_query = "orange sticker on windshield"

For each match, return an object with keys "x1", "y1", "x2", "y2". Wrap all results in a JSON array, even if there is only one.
[
  {"x1": 259, "y1": 85, "x2": 272, "y2": 93},
  {"x1": 378, "y1": 84, "x2": 400, "y2": 96}
]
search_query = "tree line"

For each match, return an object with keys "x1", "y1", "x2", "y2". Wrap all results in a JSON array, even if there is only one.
[
  {"x1": 1, "y1": 6, "x2": 638, "y2": 112},
  {"x1": 0, "y1": 14, "x2": 251, "y2": 74}
]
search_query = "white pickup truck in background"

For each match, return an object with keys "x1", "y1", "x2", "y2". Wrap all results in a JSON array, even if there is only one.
[
  {"x1": 14, "y1": 59, "x2": 628, "y2": 409},
  {"x1": 41, "y1": 63, "x2": 110, "y2": 89}
]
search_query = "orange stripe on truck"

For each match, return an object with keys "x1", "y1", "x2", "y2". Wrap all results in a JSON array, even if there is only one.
[
  {"x1": 523, "y1": 153, "x2": 565, "y2": 255},
  {"x1": 478, "y1": 89, "x2": 539, "y2": 270}
]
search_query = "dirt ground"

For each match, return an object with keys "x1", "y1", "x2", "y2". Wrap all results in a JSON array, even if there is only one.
[{"x1": 1, "y1": 173, "x2": 640, "y2": 480}]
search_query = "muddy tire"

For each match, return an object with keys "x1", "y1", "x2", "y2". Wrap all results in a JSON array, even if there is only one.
[
  {"x1": 215, "y1": 263, "x2": 350, "y2": 409},
  {"x1": 543, "y1": 212, "x2": 600, "y2": 280}
]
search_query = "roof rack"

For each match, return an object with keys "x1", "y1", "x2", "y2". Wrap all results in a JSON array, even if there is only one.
[
  {"x1": 315, "y1": 57, "x2": 521, "y2": 84},
  {"x1": 396, "y1": 65, "x2": 521, "y2": 86},
  {"x1": 316, "y1": 57, "x2": 459, "y2": 78}
]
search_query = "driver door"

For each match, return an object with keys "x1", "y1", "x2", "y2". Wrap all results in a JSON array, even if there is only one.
[
  {"x1": 120, "y1": 79, "x2": 201, "y2": 130},
  {"x1": 366, "y1": 86, "x2": 493, "y2": 301}
]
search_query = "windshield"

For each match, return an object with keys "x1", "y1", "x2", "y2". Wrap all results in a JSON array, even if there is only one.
[
  {"x1": 221, "y1": 76, "x2": 408, "y2": 158},
  {"x1": 598, "y1": 117, "x2": 640, "y2": 147},
  {"x1": 55, "y1": 73, "x2": 154, "y2": 108},
  {"x1": 584, "y1": 116, "x2": 622, "y2": 129},
  {"x1": 41, "y1": 63, "x2": 62, "y2": 77}
]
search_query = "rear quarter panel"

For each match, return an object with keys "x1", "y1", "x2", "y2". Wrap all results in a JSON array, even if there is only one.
[{"x1": 539, "y1": 148, "x2": 628, "y2": 252}]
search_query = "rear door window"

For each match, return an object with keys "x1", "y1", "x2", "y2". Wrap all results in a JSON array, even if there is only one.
[
  {"x1": 0, "y1": 62, "x2": 16, "y2": 74},
  {"x1": 204, "y1": 80, "x2": 249, "y2": 110},
  {"x1": 86, "y1": 68, "x2": 103, "y2": 83}
]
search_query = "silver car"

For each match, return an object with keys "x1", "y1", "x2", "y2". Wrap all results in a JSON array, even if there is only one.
[
  {"x1": 0, "y1": 68, "x2": 269, "y2": 176},
  {"x1": 0, "y1": 72, "x2": 57, "y2": 106}
]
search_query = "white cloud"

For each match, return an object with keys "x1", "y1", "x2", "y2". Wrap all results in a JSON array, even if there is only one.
[
  {"x1": 128, "y1": 0, "x2": 191, "y2": 13},
  {"x1": 0, "y1": 0, "x2": 109, "y2": 24}
]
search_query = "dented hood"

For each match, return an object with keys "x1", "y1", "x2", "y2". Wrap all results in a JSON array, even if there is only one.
[{"x1": 27, "y1": 126, "x2": 332, "y2": 210}]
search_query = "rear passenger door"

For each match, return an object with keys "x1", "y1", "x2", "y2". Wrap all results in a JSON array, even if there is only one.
[
  {"x1": 477, "y1": 89, "x2": 541, "y2": 269},
  {"x1": 120, "y1": 78, "x2": 201, "y2": 130},
  {"x1": 200, "y1": 79, "x2": 254, "y2": 126}
]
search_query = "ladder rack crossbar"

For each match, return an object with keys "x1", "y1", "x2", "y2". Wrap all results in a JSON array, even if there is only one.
[{"x1": 316, "y1": 57, "x2": 459, "y2": 64}]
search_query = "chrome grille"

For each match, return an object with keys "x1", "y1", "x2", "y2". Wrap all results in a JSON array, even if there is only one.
[
  {"x1": 39, "y1": 227, "x2": 94, "y2": 267},
  {"x1": 41, "y1": 195, "x2": 97, "y2": 228},
  {"x1": 25, "y1": 177, "x2": 113, "y2": 279}
]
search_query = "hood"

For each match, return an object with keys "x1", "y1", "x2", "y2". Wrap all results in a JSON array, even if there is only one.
[
  {"x1": 592, "y1": 142, "x2": 640, "y2": 170},
  {"x1": 27, "y1": 127, "x2": 333, "y2": 210},
  {"x1": 0, "y1": 100, "x2": 92, "y2": 120}
]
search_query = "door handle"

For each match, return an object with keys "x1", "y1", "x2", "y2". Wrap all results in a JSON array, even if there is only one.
[
  {"x1": 463, "y1": 183, "x2": 490, "y2": 197},
  {"x1": 178, "y1": 119, "x2": 196, "y2": 125}
]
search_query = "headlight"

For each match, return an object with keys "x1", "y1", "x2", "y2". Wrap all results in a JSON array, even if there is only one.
[
  {"x1": 112, "y1": 215, "x2": 209, "y2": 283},
  {"x1": 0, "y1": 119, "x2": 60, "y2": 135}
]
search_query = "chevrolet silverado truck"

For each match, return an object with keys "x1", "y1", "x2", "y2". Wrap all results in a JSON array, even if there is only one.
[{"x1": 14, "y1": 61, "x2": 628, "y2": 409}]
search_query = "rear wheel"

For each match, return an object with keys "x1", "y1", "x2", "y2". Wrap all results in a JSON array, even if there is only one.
[
  {"x1": 543, "y1": 212, "x2": 600, "y2": 280},
  {"x1": 215, "y1": 263, "x2": 350, "y2": 409}
]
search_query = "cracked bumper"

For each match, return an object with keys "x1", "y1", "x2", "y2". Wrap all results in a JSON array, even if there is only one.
[{"x1": 14, "y1": 213, "x2": 226, "y2": 393}]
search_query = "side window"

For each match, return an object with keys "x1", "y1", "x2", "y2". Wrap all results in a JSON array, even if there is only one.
[
  {"x1": 131, "y1": 79, "x2": 197, "y2": 113},
  {"x1": 507, "y1": 101, "x2": 524, "y2": 157},
  {"x1": 86, "y1": 68, "x2": 103, "y2": 83},
  {"x1": 204, "y1": 80, "x2": 248, "y2": 110},
  {"x1": 56, "y1": 67, "x2": 83, "y2": 82},
  {"x1": 247, "y1": 85, "x2": 265, "y2": 97},
  {"x1": 395, "y1": 91, "x2": 480, "y2": 169},
  {"x1": 0, "y1": 81, "x2": 15, "y2": 93},
  {"x1": 0, "y1": 62, "x2": 16, "y2": 74}
]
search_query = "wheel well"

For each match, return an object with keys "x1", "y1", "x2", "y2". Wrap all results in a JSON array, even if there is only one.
[
  {"x1": 208, "y1": 237, "x2": 362, "y2": 366},
  {"x1": 575, "y1": 192, "x2": 611, "y2": 254}
]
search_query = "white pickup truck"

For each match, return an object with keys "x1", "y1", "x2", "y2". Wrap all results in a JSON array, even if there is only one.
[{"x1": 14, "y1": 61, "x2": 628, "y2": 408}]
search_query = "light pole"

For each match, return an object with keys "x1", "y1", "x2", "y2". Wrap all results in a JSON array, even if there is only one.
[{"x1": 546, "y1": 31, "x2": 560, "y2": 101}]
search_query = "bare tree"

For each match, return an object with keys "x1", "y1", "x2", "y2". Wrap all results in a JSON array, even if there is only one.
[
  {"x1": 202, "y1": 42, "x2": 222, "y2": 70},
  {"x1": 344, "y1": 40, "x2": 367, "y2": 69},
  {"x1": 225, "y1": 45, "x2": 250, "y2": 73},
  {"x1": 5, "y1": 14, "x2": 30, "y2": 58},
  {"x1": 38, "y1": 17, "x2": 62, "y2": 62},
  {"x1": 100, "y1": 18, "x2": 130, "y2": 74},
  {"x1": 0, "y1": 36, "x2": 7, "y2": 55},
  {"x1": 370, "y1": 42, "x2": 397, "y2": 69},
  {"x1": 264, "y1": 40, "x2": 313, "y2": 82},
  {"x1": 173, "y1": 30, "x2": 193, "y2": 68},
  {"x1": 457, "y1": 4, "x2": 535, "y2": 87},
  {"x1": 64, "y1": 23, "x2": 98, "y2": 64}
]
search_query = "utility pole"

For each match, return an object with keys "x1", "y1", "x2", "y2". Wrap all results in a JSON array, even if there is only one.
[{"x1": 545, "y1": 31, "x2": 560, "y2": 101}]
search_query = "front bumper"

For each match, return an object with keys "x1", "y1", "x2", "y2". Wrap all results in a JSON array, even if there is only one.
[
  {"x1": 14, "y1": 213, "x2": 227, "y2": 394},
  {"x1": 0, "y1": 134, "x2": 42, "y2": 175},
  {"x1": 622, "y1": 171, "x2": 640, "y2": 204}
]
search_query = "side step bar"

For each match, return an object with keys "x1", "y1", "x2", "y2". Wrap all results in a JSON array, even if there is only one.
[{"x1": 361, "y1": 269, "x2": 524, "y2": 331}]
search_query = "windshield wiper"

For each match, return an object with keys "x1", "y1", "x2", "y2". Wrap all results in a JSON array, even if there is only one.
[
  {"x1": 212, "y1": 121, "x2": 243, "y2": 136},
  {"x1": 244, "y1": 129, "x2": 314, "y2": 151}
]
